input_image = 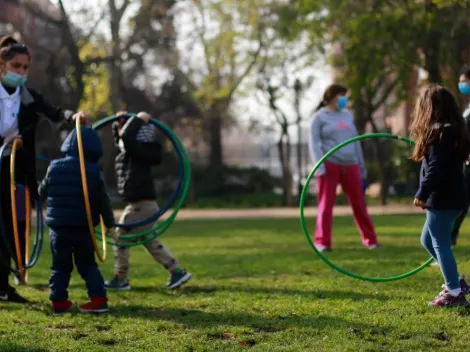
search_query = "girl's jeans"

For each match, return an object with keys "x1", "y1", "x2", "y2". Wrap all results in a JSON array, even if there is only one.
[{"x1": 421, "y1": 209, "x2": 462, "y2": 290}]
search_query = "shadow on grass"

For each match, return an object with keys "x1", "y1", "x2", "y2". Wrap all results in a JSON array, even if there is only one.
[
  {"x1": 129, "y1": 285, "x2": 390, "y2": 301},
  {"x1": 0, "y1": 342, "x2": 50, "y2": 352},
  {"x1": 109, "y1": 304, "x2": 390, "y2": 334},
  {"x1": 28, "y1": 282, "x2": 389, "y2": 301}
]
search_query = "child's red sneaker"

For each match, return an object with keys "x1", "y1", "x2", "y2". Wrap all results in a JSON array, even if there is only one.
[
  {"x1": 52, "y1": 300, "x2": 73, "y2": 316},
  {"x1": 79, "y1": 297, "x2": 109, "y2": 313}
]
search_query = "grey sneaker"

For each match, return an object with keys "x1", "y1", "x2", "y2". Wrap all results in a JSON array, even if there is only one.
[
  {"x1": 104, "y1": 276, "x2": 131, "y2": 291},
  {"x1": 167, "y1": 270, "x2": 192, "y2": 290},
  {"x1": 315, "y1": 245, "x2": 331, "y2": 253}
]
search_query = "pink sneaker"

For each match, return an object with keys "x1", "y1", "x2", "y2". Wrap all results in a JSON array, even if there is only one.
[{"x1": 429, "y1": 292, "x2": 468, "y2": 307}]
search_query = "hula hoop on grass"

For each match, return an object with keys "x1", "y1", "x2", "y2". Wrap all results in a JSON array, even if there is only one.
[
  {"x1": 92, "y1": 114, "x2": 191, "y2": 248},
  {"x1": 299, "y1": 133, "x2": 434, "y2": 282},
  {"x1": 75, "y1": 118, "x2": 107, "y2": 262},
  {"x1": 0, "y1": 138, "x2": 45, "y2": 280}
]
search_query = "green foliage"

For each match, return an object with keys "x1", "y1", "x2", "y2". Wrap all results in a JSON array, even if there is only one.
[
  {"x1": 186, "y1": 0, "x2": 266, "y2": 108},
  {"x1": 277, "y1": 0, "x2": 470, "y2": 119},
  {"x1": 78, "y1": 42, "x2": 112, "y2": 119}
]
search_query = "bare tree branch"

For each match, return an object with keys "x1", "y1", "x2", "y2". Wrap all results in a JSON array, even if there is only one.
[
  {"x1": 194, "y1": 1, "x2": 213, "y2": 74},
  {"x1": 173, "y1": 69, "x2": 198, "y2": 92},
  {"x1": 227, "y1": 38, "x2": 263, "y2": 100},
  {"x1": 56, "y1": 0, "x2": 85, "y2": 107},
  {"x1": 118, "y1": 0, "x2": 131, "y2": 20},
  {"x1": 79, "y1": 9, "x2": 108, "y2": 48},
  {"x1": 372, "y1": 78, "x2": 400, "y2": 111}
]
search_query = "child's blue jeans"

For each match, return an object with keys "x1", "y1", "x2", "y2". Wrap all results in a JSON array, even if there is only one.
[
  {"x1": 49, "y1": 228, "x2": 106, "y2": 302},
  {"x1": 420, "y1": 209, "x2": 462, "y2": 290}
]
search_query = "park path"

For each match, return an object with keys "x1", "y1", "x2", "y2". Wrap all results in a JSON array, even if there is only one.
[
  {"x1": 112, "y1": 205, "x2": 421, "y2": 220},
  {"x1": 31, "y1": 205, "x2": 421, "y2": 222}
]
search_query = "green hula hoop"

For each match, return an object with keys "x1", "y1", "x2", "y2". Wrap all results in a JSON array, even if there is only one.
[
  {"x1": 93, "y1": 116, "x2": 191, "y2": 247},
  {"x1": 299, "y1": 133, "x2": 434, "y2": 282}
]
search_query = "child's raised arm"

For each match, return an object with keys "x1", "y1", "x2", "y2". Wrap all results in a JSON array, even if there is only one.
[
  {"x1": 120, "y1": 116, "x2": 162, "y2": 166},
  {"x1": 98, "y1": 171, "x2": 115, "y2": 229}
]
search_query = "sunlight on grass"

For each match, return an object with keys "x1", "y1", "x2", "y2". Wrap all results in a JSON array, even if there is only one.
[{"x1": 1, "y1": 215, "x2": 470, "y2": 351}]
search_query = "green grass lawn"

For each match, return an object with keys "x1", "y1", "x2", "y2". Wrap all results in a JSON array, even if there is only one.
[{"x1": 2, "y1": 214, "x2": 470, "y2": 351}]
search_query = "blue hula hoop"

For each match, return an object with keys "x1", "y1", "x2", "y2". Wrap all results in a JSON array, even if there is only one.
[
  {"x1": 0, "y1": 140, "x2": 44, "y2": 273},
  {"x1": 37, "y1": 114, "x2": 185, "y2": 230}
]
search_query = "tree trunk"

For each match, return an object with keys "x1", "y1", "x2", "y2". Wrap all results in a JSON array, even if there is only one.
[
  {"x1": 277, "y1": 130, "x2": 294, "y2": 207},
  {"x1": 423, "y1": 0, "x2": 443, "y2": 84},
  {"x1": 353, "y1": 98, "x2": 367, "y2": 134},
  {"x1": 206, "y1": 104, "x2": 225, "y2": 169},
  {"x1": 285, "y1": 136, "x2": 294, "y2": 207},
  {"x1": 209, "y1": 114, "x2": 223, "y2": 169},
  {"x1": 367, "y1": 104, "x2": 389, "y2": 205},
  {"x1": 404, "y1": 69, "x2": 418, "y2": 136},
  {"x1": 108, "y1": 0, "x2": 125, "y2": 112},
  {"x1": 57, "y1": 0, "x2": 85, "y2": 109}
]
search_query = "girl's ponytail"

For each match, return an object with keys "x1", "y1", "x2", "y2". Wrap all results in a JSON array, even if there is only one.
[{"x1": 315, "y1": 101, "x2": 325, "y2": 112}]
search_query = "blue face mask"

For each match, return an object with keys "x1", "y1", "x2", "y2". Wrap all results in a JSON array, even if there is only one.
[
  {"x1": 2, "y1": 71, "x2": 28, "y2": 88},
  {"x1": 459, "y1": 82, "x2": 470, "y2": 95},
  {"x1": 337, "y1": 96, "x2": 348, "y2": 110}
]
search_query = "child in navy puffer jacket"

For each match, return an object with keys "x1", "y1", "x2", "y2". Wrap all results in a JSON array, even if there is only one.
[{"x1": 39, "y1": 126, "x2": 115, "y2": 315}]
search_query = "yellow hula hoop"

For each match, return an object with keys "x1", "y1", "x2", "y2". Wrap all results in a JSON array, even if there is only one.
[
  {"x1": 75, "y1": 119, "x2": 107, "y2": 262},
  {"x1": 10, "y1": 138, "x2": 26, "y2": 283},
  {"x1": 24, "y1": 181, "x2": 30, "y2": 282}
]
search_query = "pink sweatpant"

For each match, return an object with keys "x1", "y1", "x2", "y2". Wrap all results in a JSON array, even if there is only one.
[{"x1": 315, "y1": 161, "x2": 378, "y2": 248}]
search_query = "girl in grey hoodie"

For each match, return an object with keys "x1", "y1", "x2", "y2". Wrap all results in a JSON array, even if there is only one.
[{"x1": 309, "y1": 84, "x2": 378, "y2": 252}]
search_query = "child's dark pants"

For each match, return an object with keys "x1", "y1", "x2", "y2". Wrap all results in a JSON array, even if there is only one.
[{"x1": 49, "y1": 228, "x2": 106, "y2": 302}]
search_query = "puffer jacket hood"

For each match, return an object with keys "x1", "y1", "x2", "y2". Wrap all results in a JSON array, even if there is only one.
[{"x1": 60, "y1": 126, "x2": 103, "y2": 163}]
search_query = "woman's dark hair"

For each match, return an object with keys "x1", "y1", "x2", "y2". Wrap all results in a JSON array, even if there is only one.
[
  {"x1": 409, "y1": 84, "x2": 470, "y2": 162},
  {"x1": 0, "y1": 35, "x2": 30, "y2": 62},
  {"x1": 315, "y1": 83, "x2": 348, "y2": 111},
  {"x1": 461, "y1": 66, "x2": 470, "y2": 80}
]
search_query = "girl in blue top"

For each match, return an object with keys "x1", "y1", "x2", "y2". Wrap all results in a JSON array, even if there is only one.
[{"x1": 410, "y1": 84, "x2": 470, "y2": 307}]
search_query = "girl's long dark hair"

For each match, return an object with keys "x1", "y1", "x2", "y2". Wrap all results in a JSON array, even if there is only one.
[
  {"x1": 409, "y1": 84, "x2": 470, "y2": 161},
  {"x1": 315, "y1": 84, "x2": 348, "y2": 111}
]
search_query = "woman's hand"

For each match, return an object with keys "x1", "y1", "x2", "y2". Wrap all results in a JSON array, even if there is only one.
[
  {"x1": 4, "y1": 136, "x2": 23, "y2": 149},
  {"x1": 413, "y1": 198, "x2": 426, "y2": 209},
  {"x1": 114, "y1": 111, "x2": 128, "y2": 131},
  {"x1": 72, "y1": 111, "x2": 89, "y2": 125}
]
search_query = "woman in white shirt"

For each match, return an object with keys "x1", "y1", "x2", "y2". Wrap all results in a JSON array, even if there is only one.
[{"x1": 0, "y1": 35, "x2": 88, "y2": 303}]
